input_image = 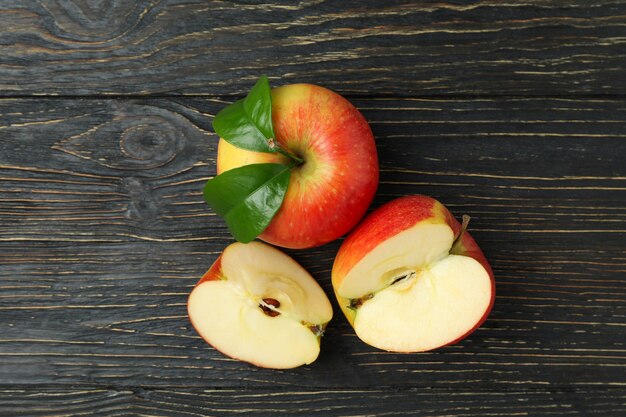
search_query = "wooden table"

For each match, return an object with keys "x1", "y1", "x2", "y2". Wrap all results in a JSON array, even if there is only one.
[{"x1": 1, "y1": 1, "x2": 625, "y2": 415}]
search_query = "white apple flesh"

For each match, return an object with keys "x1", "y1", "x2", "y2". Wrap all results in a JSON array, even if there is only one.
[{"x1": 188, "y1": 241, "x2": 333, "y2": 369}]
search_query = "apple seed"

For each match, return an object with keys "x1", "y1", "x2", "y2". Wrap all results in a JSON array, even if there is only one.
[
  {"x1": 391, "y1": 271, "x2": 417, "y2": 286},
  {"x1": 260, "y1": 298, "x2": 281, "y2": 317}
]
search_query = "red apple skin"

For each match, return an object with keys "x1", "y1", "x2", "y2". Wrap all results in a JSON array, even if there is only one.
[
  {"x1": 196, "y1": 255, "x2": 223, "y2": 286},
  {"x1": 217, "y1": 83, "x2": 379, "y2": 249},
  {"x1": 332, "y1": 195, "x2": 495, "y2": 348}
]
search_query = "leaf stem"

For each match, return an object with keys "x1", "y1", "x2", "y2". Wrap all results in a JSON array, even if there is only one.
[{"x1": 276, "y1": 147, "x2": 304, "y2": 165}]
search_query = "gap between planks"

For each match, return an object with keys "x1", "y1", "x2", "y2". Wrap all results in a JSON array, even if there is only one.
[{"x1": 4, "y1": 94, "x2": 626, "y2": 101}]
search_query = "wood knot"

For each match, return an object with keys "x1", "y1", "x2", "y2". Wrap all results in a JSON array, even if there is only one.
[
  {"x1": 53, "y1": 104, "x2": 191, "y2": 173},
  {"x1": 120, "y1": 124, "x2": 171, "y2": 162},
  {"x1": 41, "y1": 1, "x2": 143, "y2": 41}
]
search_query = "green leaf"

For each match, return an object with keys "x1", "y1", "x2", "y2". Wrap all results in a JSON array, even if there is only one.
[
  {"x1": 203, "y1": 163, "x2": 290, "y2": 243},
  {"x1": 243, "y1": 75, "x2": 275, "y2": 140},
  {"x1": 212, "y1": 76, "x2": 275, "y2": 153}
]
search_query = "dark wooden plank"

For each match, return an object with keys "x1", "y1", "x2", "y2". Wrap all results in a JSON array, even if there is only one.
[
  {"x1": 1, "y1": 388, "x2": 625, "y2": 417},
  {"x1": 1, "y1": 0, "x2": 626, "y2": 96},
  {"x1": 0, "y1": 97, "x2": 625, "y2": 390}
]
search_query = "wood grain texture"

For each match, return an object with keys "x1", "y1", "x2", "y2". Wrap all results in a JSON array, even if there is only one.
[
  {"x1": 1, "y1": 388, "x2": 625, "y2": 417},
  {"x1": 3, "y1": 1, "x2": 626, "y2": 415},
  {"x1": 1, "y1": 97, "x2": 625, "y2": 393},
  {"x1": 1, "y1": 0, "x2": 626, "y2": 96}
]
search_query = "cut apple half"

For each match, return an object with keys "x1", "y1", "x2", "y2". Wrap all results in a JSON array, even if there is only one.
[
  {"x1": 188, "y1": 241, "x2": 333, "y2": 369},
  {"x1": 332, "y1": 195, "x2": 495, "y2": 353}
]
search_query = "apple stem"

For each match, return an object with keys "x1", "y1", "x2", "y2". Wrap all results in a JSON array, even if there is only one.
[
  {"x1": 348, "y1": 293, "x2": 374, "y2": 311},
  {"x1": 309, "y1": 324, "x2": 325, "y2": 337},
  {"x1": 451, "y1": 214, "x2": 471, "y2": 254}
]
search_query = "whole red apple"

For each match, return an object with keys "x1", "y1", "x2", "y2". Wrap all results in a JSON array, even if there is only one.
[
  {"x1": 217, "y1": 84, "x2": 379, "y2": 249},
  {"x1": 332, "y1": 195, "x2": 495, "y2": 352}
]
